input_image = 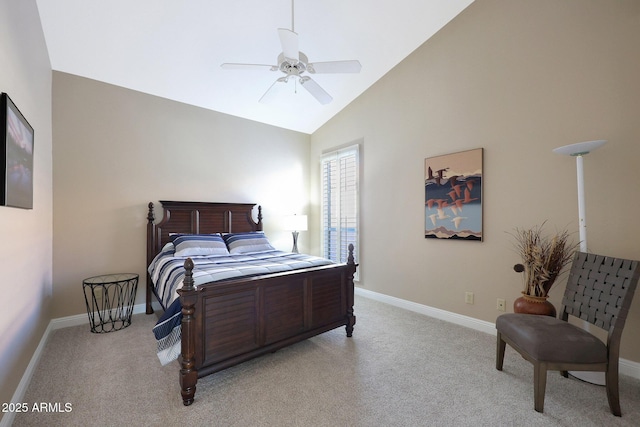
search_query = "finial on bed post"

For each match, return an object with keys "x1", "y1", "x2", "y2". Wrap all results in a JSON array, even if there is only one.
[
  {"x1": 178, "y1": 257, "x2": 197, "y2": 406},
  {"x1": 256, "y1": 205, "x2": 263, "y2": 231},
  {"x1": 347, "y1": 243, "x2": 355, "y2": 265},
  {"x1": 182, "y1": 258, "x2": 195, "y2": 291},
  {"x1": 147, "y1": 202, "x2": 155, "y2": 223}
]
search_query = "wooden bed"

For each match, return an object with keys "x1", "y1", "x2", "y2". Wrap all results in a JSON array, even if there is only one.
[{"x1": 146, "y1": 201, "x2": 357, "y2": 405}]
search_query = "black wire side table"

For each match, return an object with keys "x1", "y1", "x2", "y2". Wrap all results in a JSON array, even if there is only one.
[{"x1": 83, "y1": 273, "x2": 139, "y2": 333}]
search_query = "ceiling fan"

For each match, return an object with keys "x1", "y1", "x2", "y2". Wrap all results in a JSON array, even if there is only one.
[{"x1": 220, "y1": 0, "x2": 361, "y2": 105}]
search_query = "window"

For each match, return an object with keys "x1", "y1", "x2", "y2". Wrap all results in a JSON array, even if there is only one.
[{"x1": 321, "y1": 144, "x2": 359, "y2": 267}]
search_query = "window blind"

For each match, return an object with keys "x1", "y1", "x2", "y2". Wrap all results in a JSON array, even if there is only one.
[{"x1": 321, "y1": 145, "x2": 359, "y2": 266}]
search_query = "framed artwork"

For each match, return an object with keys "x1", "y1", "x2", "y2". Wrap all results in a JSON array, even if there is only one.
[
  {"x1": 1, "y1": 93, "x2": 34, "y2": 209},
  {"x1": 425, "y1": 148, "x2": 482, "y2": 241}
]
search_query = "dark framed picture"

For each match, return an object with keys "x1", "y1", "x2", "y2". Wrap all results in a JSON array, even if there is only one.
[{"x1": 1, "y1": 93, "x2": 34, "y2": 209}]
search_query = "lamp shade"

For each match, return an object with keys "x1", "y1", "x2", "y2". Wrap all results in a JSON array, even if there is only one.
[
  {"x1": 553, "y1": 140, "x2": 607, "y2": 156},
  {"x1": 283, "y1": 215, "x2": 308, "y2": 231}
]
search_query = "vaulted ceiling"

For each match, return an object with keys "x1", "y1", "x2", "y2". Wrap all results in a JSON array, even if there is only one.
[{"x1": 36, "y1": 0, "x2": 474, "y2": 134}]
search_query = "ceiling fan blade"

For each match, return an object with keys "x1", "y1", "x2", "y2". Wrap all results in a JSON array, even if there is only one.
[
  {"x1": 278, "y1": 28, "x2": 299, "y2": 63},
  {"x1": 221, "y1": 63, "x2": 277, "y2": 71},
  {"x1": 307, "y1": 60, "x2": 362, "y2": 74},
  {"x1": 259, "y1": 77, "x2": 289, "y2": 104},
  {"x1": 299, "y1": 77, "x2": 332, "y2": 105}
]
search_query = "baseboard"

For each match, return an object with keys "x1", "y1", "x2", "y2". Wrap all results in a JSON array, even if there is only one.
[
  {"x1": 355, "y1": 287, "x2": 496, "y2": 335},
  {"x1": 49, "y1": 301, "x2": 163, "y2": 330},
  {"x1": 1, "y1": 301, "x2": 162, "y2": 427},
  {"x1": 354, "y1": 286, "x2": 640, "y2": 379},
  {"x1": 0, "y1": 320, "x2": 54, "y2": 427},
  {"x1": 620, "y1": 356, "x2": 640, "y2": 379}
]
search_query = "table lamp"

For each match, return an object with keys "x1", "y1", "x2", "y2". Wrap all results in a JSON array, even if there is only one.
[{"x1": 284, "y1": 214, "x2": 308, "y2": 253}]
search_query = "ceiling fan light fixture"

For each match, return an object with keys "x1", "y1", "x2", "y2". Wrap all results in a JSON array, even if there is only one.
[{"x1": 278, "y1": 52, "x2": 308, "y2": 76}]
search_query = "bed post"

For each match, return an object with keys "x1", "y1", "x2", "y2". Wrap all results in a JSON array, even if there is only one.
[
  {"x1": 178, "y1": 257, "x2": 198, "y2": 406},
  {"x1": 345, "y1": 243, "x2": 357, "y2": 337},
  {"x1": 146, "y1": 202, "x2": 156, "y2": 314},
  {"x1": 256, "y1": 205, "x2": 263, "y2": 231}
]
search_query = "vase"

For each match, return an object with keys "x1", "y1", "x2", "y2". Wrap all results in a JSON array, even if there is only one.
[{"x1": 513, "y1": 292, "x2": 556, "y2": 317}]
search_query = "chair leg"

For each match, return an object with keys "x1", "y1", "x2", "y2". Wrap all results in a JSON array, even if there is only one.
[
  {"x1": 606, "y1": 365, "x2": 621, "y2": 416},
  {"x1": 533, "y1": 362, "x2": 547, "y2": 413},
  {"x1": 496, "y1": 332, "x2": 506, "y2": 371}
]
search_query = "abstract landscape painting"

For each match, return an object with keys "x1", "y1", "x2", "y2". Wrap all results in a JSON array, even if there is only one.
[
  {"x1": 425, "y1": 148, "x2": 482, "y2": 241},
  {"x1": 1, "y1": 93, "x2": 34, "y2": 209}
]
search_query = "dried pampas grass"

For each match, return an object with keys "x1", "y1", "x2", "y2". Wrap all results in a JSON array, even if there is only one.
[{"x1": 511, "y1": 222, "x2": 578, "y2": 297}]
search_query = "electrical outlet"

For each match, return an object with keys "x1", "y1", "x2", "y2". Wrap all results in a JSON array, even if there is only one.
[
  {"x1": 497, "y1": 298, "x2": 506, "y2": 312},
  {"x1": 465, "y1": 292, "x2": 474, "y2": 304}
]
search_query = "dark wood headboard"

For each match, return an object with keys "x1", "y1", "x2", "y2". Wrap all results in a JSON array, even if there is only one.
[
  {"x1": 145, "y1": 201, "x2": 263, "y2": 314},
  {"x1": 146, "y1": 201, "x2": 263, "y2": 264}
]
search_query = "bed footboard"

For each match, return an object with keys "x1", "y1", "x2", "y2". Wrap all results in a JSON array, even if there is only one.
[{"x1": 178, "y1": 244, "x2": 357, "y2": 406}]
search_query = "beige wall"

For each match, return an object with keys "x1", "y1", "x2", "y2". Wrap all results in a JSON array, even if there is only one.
[
  {"x1": 52, "y1": 73, "x2": 311, "y2": 318},
  {"x1": 0, "y1": 0, "x2": 53, "y2": 416},
  {"x1": 310, "y1": 0, "x2": 640, "y2": 362}
]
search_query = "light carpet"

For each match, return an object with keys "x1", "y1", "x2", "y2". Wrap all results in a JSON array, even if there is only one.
[{"x1": 13, "y1": 295, "x2": 640, "y2": 426}]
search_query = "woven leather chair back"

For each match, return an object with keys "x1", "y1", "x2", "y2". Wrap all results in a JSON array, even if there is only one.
[{"x1": 561, "y1": 252, "x2": 640, "y2": 332}]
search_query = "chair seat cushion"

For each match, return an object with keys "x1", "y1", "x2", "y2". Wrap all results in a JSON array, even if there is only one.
[{"x1": 496, "y1": 313, "x2": 607, "y2": 363}]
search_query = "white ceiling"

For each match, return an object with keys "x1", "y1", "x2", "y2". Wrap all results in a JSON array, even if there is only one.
[{"x1": 36, "y1": 0, "x2": 474, "y2": 134}]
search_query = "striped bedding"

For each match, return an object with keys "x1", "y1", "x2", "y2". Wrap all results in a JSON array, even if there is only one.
[{"x1": 149, "y1": 245, "x2": 333, "y2": 365}]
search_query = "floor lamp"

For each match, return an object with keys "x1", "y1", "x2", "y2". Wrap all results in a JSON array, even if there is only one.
[{"x1": 553, "y1": 139, "x2": 607, "y2": 385}]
